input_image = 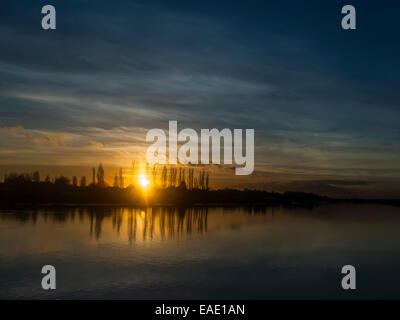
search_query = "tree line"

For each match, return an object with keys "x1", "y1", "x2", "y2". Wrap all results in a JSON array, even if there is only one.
[{"x1": 3, "y1": 162, "x2": 211, "y2": 190}]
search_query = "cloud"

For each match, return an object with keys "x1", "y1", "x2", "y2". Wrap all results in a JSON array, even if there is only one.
[
  {"x1": 0, "y1": 125, "x2": 69, "y2": 146},
  {"x1": 0, "y1": 125, "x2": 24, "y2": 133},
  {"x1": 24, "y1": 133, "x2": 70, "y2": 146},
  {"x1": 90, "y1": 141, "x2": 104, "y2": 148}
]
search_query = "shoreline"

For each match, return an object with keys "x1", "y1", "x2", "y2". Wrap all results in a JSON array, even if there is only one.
[{"x1": 0, "y1": 198, "x2": 399, "y2": 209}]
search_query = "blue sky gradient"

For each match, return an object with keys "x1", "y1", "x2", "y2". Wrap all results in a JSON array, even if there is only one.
[{"x1": 1, "y1": 0, "x2": 399, "y2": 197}]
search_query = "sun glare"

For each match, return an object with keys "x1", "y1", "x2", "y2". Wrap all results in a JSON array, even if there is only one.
[{"x1": 138, "y1": 174, "x2": 150, "y2": 189}]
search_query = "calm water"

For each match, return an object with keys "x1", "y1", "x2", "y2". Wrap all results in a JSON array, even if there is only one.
[{"x1": 1, "y1": 204, "x2": 400, "y2": 299}]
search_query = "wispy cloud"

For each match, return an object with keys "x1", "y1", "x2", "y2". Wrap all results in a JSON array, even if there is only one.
[{"x1": 0, "y1": 1, "x2": 400, "y2": 196}]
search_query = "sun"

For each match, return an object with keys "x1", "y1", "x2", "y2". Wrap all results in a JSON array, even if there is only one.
[{"x1": 138, "y1": 174, "x2": 150, "y2": 189}]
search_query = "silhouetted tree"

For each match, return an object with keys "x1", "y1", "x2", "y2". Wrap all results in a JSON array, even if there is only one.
[
  {"x1": 32, "y1": 171, "x2": 40, "y2": 183},
  {"x1": 151, "y1": 164, "x2": 157, "y2": 186},
  {"x1": 97, "y1": 163, "x2": 104, "y2": 184},
  {"x1": 169, "y1": 167, "x2": 177, "y2": 187},
  {"x1": 54, "y1": 176, "x2": 70, "y2": 186},
  {"x1": 188, "y1": 168, "x2": 194, "y2": 190},
  {"x1": 198, "y1": 171, "x2": 204, "y2": 190},
  {"x1": 130, "y1": 161, "x2": 137, "y2": 186},
  {"x1": 4, "y1": 173, "x2": 32, "y2": 185},
  {"x1": 161, "y1": 166, "x2": 167, "y2": 188},
  {"x1": 113, "y1": 172, "x2": 119, "y2": 188},
  {"x1": 45, "y1": 174, "x2": 51, "y2": 183},
  {"x1": 72, "y1": 176, "x2": 78, "y2": 187},
  {"x1": 118, "y1": 168, "x2": 124, "y2": 188},
  {"x1": 80, "y1": 176, "x2": 87, "y2": 187},
  {"x1": 92, "y1": 168, "x2": 96, "y2": 185},
  {"x1": 181, "y1": 168, "x2": 186, "y2": 185}
]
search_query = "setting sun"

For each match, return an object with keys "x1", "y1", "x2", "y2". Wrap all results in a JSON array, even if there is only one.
[{"x1": 138, "y1": 174, "x2": 150, "y2": 188}]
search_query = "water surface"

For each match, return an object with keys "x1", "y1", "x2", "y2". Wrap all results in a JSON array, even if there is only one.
[{"x1": 1, "y1": 204, "x2": 400, "y2": 299}]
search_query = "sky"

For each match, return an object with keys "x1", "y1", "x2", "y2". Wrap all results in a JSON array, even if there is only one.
[{"x1": 1, "y1": 0, "x2": 400, "y2": 197}]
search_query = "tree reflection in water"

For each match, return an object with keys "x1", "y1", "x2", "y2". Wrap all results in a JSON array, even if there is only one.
[{"x1": 0, "y1": 207, "x2": 210, "y2": 242}]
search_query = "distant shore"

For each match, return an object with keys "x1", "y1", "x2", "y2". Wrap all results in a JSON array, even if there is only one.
[{"x1": 1, "y1": 182, "x2": 399, "y2": 208}]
